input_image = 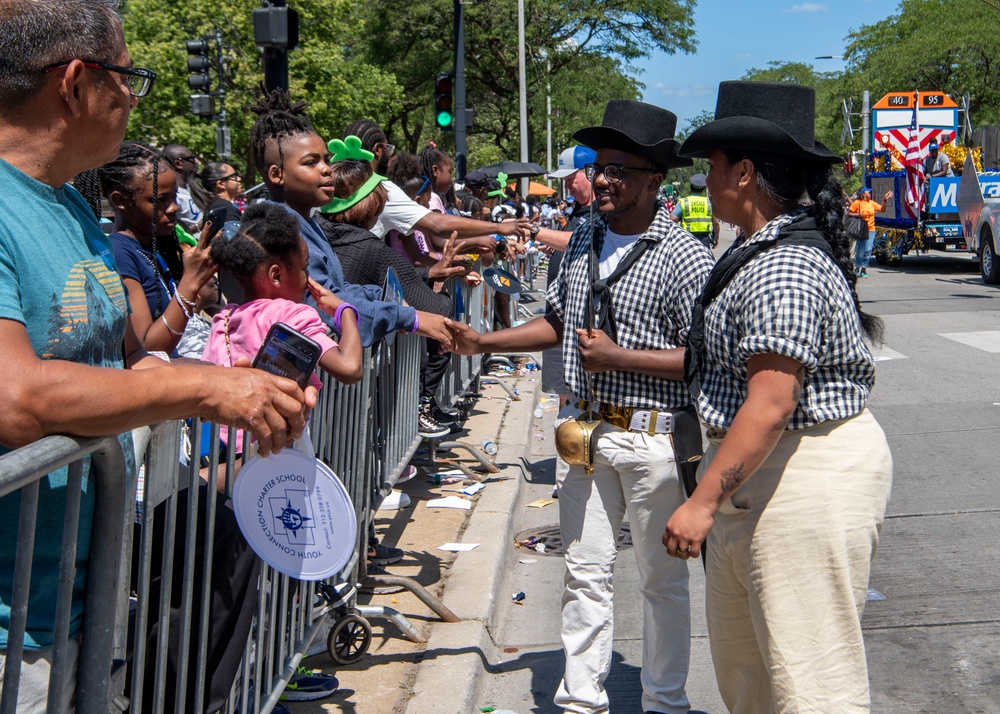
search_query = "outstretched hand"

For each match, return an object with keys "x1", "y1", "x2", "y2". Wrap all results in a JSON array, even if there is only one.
[
  {"x1": 444, "y1": 318, "x2": 482, "y2": 355},
  {"x1": 428, "y1": 232, "x2": 472, "y2": 281},
  {"x1": 308, "y1": 277, "x2": 344, "y2": 316}
]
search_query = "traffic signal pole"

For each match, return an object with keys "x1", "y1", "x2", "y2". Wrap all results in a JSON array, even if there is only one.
[
  {"x1": 186, "y1": 33, "x2": 230, "y2": 159},
  {"x1": 454, "y1": 0, "x2": 467, "y2": 180},
  {"x1": 254, "y1": 0, "x2": 298, "y2": 92}
]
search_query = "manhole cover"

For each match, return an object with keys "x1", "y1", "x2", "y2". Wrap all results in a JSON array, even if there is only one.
[{"x1": 514, "y1": 523, "x2": 633, "y2": 556}]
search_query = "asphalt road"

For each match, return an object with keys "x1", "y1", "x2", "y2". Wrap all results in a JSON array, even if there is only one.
[{"x1": 474, "y1": 234, "x2": 1000, "y2": 714}]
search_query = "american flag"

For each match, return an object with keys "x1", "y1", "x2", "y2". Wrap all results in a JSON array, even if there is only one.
[{"x1": 903, "y1": 103, "x2": 925, "y2": 219}]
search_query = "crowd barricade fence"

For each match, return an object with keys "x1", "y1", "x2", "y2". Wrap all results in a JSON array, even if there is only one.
[
  {"x1": 0, "y1": 434, "x2": 130, "y2": 714},
  {"x1": 0, "y1": 290, "x2": 494, "y2": 711}
]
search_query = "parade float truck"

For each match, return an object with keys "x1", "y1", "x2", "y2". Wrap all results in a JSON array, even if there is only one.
[{"x1": 865, "y1": 91, "x2": 987, "y2": 267}]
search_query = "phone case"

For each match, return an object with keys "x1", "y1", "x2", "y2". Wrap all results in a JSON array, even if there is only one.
[{"x1": 252, "y1": 322, "x2": 322, "y2": 389}]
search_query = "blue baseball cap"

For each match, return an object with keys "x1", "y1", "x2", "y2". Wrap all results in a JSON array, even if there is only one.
[{"x1": 549, "y1": 145, "x2": 597, "y2": 179}]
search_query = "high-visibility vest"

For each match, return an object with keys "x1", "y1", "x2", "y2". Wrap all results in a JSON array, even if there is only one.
[{"x1": 681, "y1": 195, "x2": 712, "y2": 234}]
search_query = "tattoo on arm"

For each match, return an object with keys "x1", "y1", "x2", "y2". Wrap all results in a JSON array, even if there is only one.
[{"x1": 718, "y1": 462, "x2": 747, "y2": 503}]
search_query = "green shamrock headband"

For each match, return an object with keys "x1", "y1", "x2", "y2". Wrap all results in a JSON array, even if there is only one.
[
  {"x1": 488, "y1": 171, "x2": 509, "y2": 198},
  {"x1": 321, "y1": 135, "x2": 385, "y2": 215}
]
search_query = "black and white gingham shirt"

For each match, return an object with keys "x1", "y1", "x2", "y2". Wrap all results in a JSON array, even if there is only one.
[
  {"x1": 696, "y1": 212, "x2": 876, "y2": 430},
  {"x1": 547, "y1": 204, "x2": 714, "y2": 409}
]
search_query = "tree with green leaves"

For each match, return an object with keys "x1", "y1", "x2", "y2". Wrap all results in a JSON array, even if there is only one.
[
  {"x1": 348, "y1": 0, "x2": 697, "y2": 168},
  {"x1": 123, "y1": 0, "x2": 402, "y2": 176},
  {"x1": 844, "y1": 0, "x2": 1000, "y2": 128}
]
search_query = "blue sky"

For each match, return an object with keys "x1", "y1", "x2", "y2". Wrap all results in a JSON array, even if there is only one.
[{"x1": 636, "y1": 0, "x2": 901, "y2": 133}]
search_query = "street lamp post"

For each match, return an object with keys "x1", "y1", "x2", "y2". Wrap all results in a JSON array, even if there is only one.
[{"x1": 517, "y1": 0, "x2": 529, "y2": 197}]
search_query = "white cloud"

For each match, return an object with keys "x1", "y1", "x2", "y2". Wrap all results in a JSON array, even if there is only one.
[
  {"x1": 734, "y1": 53, "x2": 753, "y2": 61},
  {"x1": 784, "y1": 2, "x2": 829, "y2": 12}
]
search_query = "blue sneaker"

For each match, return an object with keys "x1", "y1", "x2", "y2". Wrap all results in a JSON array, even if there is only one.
[{"x1": 280, "y1": 666, "x2": 339, "y2": 701}]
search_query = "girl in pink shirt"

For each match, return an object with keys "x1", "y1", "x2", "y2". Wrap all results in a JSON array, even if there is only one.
[{"x1": 203, "y1": 202, "x2": 363, "y2": 449}]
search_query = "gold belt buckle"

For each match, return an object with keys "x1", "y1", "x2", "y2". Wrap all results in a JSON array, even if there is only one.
[{"x1": 600, "y1": 405, "x2": 628, "y2": 429}]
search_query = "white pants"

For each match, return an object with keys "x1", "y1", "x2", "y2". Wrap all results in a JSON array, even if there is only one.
[
  {"x1": 704, "y1": 409, "x2": 892, "y2": 714},
  {"x1": 554, "y1": 410, "x2": 691, "y2": 714}
]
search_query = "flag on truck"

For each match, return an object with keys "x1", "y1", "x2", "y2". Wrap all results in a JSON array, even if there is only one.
[{"x1": 904, "y1": 101, "x2": 925, "y2": 219}]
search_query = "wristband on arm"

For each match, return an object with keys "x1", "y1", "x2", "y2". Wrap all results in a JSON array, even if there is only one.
[
  {"x1": 411, "y1": 312, "x2": 420, "y2": 333},
  {"x1": 332, "y1": 303, "x2": 358, "y2": 333}
]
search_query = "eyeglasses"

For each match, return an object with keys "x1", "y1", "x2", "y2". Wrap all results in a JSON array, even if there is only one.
[
  {"x1": 219, "y1": 172, "x2": 242, "y2": 183},
  {"x1": 178, "y1": 155, "x2": 198, "y2": 165},
  {"x1": 381, "y1": 143, "x2": 395, "y2": 157},
  {"x1": 42, "y1": 59, "x2": 156, "y2": 98},
  {"x1": 584, "y1": 163, "x2": 659, "y2": 184}
]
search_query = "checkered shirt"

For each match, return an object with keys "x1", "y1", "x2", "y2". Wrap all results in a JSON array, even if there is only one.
[
  {"x1": 696, "y1": 212, "x2": 877, "y2": 430},
  {"x1": 547, "y1": 204, "x2": 714, "y2": 409}
]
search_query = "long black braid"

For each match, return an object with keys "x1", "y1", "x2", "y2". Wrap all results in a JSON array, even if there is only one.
[
  {"x1": 804, "y1": 164, "x2": 883, "y2": 343},
  {"x1": 248, "y1": 85, "x2": 315, "y2": 185},
  {"x1": 97, "y1": 142, "x2": 181, "y2": 317},
  {"x1": 725, "y1": 149, "x2": 883, "y2": 344}
]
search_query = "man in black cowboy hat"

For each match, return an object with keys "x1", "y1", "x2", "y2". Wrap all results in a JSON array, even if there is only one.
[
  {"x1": 446, "y1": 99, "x2": 714, "y2": 714},
  {"x1": 672, "y1": 173, "x2": 720, "y2": 249}
]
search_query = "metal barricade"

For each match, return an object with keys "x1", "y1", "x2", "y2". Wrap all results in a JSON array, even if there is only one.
[
  {"x1": 0, "y1": 289, "x2": 491, "y2": 712},
  {"x1": 0, "y1": 434, "x2": 130, "y2": 714}
]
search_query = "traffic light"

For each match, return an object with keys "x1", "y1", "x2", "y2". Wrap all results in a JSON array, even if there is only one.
[
  {"x1": 186, "y1": 38, "x2": 214, "y2": 117},
  {"x1": 434, "y1": 73, "x2": 454, "y2": 130}
]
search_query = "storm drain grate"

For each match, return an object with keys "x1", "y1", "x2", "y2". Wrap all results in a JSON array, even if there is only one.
[{"x1": 514, "y1": 523, "x2": 633, "y2": 557}]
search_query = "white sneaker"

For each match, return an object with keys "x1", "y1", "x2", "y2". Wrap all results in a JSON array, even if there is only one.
[{"x1": 380, "y1": 489, "x2": 411, "y2": 510}]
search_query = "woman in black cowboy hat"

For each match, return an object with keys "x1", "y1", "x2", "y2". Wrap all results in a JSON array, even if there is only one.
[{"x1": 662, "y1": 81, "x2": 893, "y2": 714}]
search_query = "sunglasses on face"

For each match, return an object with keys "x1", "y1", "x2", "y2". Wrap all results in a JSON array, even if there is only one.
[{"x1": 584, "y1": 163, "x2": 658, "y2": 184}]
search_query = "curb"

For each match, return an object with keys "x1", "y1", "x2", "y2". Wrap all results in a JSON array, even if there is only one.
[{"x1": 403, "y1": 373, "x2": 541, "y2": 714}]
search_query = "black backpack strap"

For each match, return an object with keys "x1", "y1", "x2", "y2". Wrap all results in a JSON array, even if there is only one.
[
  {"x1": 684, "y1": 222, "x2": 834, "y2": 400},
  {"x1": 591, "y1": 238, "x2": 652, "y2": 343}
]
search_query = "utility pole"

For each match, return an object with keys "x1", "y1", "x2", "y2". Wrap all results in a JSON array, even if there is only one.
[
  {"x1": 213, "y1": 30, "x2": 230, "y2": 160},
  {"x1": 546, "y1": 54, "x2": 552, "y2": 186},
  {"x1": 454, "y1": 0, "x2": 468, "y2": 180},
  {"x1": 862, "y1": 90, "x2": 871, "y2": 185},
  {"x1": 517, "y1": 0, "x2": 529, "y2": 197}
]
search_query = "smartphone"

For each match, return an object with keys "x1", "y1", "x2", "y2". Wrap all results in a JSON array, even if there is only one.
[
  {"x1": 205, "y1": 205, "x2": 230, "y2": 239},
  {"x1": 252, "y1": 322, "x2": 322, "y2": 389}
]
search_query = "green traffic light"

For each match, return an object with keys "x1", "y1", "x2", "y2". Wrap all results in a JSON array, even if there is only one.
[{"x1": 436, "y1": 111, "x2": 454, "y2": 128}]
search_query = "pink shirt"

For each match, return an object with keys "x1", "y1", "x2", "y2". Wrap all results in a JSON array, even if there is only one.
[
  {"x1": 203, "y1": 298, "x2": 338, "y2": 388},
  {"x1": 202, "y1": 299, "x2": 339, "y2": 449}
]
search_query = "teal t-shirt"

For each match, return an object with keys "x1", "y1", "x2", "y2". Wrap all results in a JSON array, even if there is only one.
[{"x1": 0, "y1": 157, "x2": 132, "y2": 650}]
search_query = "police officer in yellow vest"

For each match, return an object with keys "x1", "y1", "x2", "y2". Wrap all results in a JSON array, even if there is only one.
[{"x1": 671, "y1": 173, "x2": 719, "y2": 249}]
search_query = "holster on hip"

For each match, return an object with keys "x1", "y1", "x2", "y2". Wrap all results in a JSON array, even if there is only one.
[
  {"x1": 554, "y1": 416, "x2": 601, "y2": 475},
  {"x1": 669, "y1": 405, "x2": 704, "y2": 498}
]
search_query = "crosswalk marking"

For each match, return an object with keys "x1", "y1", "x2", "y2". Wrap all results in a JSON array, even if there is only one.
[{"x1": 939, "y1": 331, "x2": 1000, "y2": 354}]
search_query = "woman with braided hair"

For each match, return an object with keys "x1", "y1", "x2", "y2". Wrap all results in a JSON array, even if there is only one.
[
  {"x1": 98, "y1": 142, "x2": 217, "y2": 354},
  {"x1": 664, "y1": 81, "x2": 892, "y2": 713}
]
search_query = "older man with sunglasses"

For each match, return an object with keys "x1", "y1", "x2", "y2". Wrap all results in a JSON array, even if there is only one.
[{"x1": 0, "y1": 2, "x2": 315, "y2": 709}]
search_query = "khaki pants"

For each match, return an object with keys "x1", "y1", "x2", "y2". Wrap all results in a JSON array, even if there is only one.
[{"x1": 704, "y1": 409, "x2": 892, "y2": 714}]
